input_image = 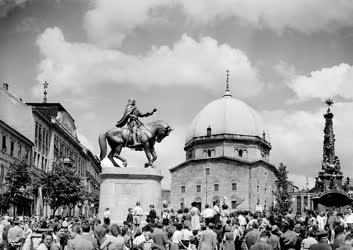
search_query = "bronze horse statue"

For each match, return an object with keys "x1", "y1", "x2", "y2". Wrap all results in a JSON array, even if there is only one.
[{"x1": 98, "y1": 120, "x2": 172, "y2": 168}]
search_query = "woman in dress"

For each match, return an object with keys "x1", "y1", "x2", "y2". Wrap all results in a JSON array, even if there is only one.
[
  {"x1": 22, "y1": 223, "x2": 32, "y2": 250},
  {"x1": 190, "y1": 202, "x2": 201, "y2": 233},
  {"x1": 37, "y1": 232, "x2": 53, "y2": 250}
]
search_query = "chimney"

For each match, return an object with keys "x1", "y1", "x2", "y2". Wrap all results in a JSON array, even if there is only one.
[
  {"x1": 207, "y1": 126, "x2": 212, "y2": 137},
  {"x1": 2, "y1": 83, "x2": 8, "y2": 91}
]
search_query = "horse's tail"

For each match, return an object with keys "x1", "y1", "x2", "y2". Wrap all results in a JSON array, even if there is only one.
[{"x1": 98, "y1": 132, "x2": 107, "y2": 161}]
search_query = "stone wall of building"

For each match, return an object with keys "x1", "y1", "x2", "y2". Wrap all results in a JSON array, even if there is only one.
[{"x1": 171, "y1": 158, "x2": 277, "y2": 212}]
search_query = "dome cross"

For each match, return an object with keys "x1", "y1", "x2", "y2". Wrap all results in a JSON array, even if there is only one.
[{"x1": 224, "y1": 69, "x2": 232, "y2": 97}]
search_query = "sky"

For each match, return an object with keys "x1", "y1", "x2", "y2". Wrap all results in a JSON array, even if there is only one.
[{"x1": 1, "y1": 0, "x2": 353, "y2": 189}]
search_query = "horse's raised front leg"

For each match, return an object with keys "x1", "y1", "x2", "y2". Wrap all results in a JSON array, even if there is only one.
[
  {"x1": 113, "y1": 144, "x2": 127, "y2": 167},
  {"x1": 144, "y1": 143, "x2": 153, "y2": 168}
]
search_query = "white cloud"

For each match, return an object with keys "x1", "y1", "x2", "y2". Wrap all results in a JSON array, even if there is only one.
[
  {"x1": 35, "y1": 27, "x2": 262, "y2": 98},
  {"x1": 84, "y1": 0, "x2": 167, "y2": 48},
  {"x1": 288, "y1": 174, "x2": 315, "y2": 190},
  {"x1": 263, "y1": 102, "x2": 353, "y2": 181},
  {"x1": 287, "y1": 63, "x2": 353, "y2": 101},
  {"x1": 83, "y1": 0, "x2": 353, "y2": 48},
  {"x1": 179, "y1": 0, "x2": 353, "y2": 34}
]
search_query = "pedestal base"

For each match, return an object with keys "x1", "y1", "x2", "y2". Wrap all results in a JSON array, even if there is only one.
[{"x1": 98, "y1": 167, "x2": 163, "y2": 224}]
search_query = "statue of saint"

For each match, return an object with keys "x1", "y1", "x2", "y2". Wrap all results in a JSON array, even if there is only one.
[{"x1": 116, "y1": 98, "x2": 157, "y2": 146}]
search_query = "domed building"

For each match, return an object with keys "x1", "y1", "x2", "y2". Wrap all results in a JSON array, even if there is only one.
[{"x1": 170, "y1": 82, "x2": 278, "y2": 212}]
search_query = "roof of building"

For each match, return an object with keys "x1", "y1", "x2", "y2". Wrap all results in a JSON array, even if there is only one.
[
  {"x1": 0, "y1": 86, "x2": 35, "y2": 143},
  {"x1": 186, "y1": 90, "x2": 267, "y2": 144},
  {"x1": 169, "y1": 155, "x2": 277, "y2": 175}
]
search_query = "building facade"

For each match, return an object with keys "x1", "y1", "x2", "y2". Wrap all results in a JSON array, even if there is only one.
[
  {"x1": 26, "y1": 102, "x2": 102, "y2": 217},
  {"x1": 170, "y1": 84, "x2": 278, "y2": 212},
  {"x1": 0, "y1": 82, "x2": 101, "y2": 217},
  {"x1": 0, "y1": 83, "x2": 37, "y2": 215}
]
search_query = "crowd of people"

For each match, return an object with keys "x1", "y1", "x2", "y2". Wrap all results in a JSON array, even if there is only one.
[{"x1": 2, "y1": 202, "x2": 353, "y2": 250}]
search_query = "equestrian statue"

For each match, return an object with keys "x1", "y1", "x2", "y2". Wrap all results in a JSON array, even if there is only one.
[{"x1": 98, "y1": 98, "x2": 172, "y2": 168}]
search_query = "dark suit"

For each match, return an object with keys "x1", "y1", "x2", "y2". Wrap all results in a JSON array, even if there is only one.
[{"x1": 151, "y1": 228, "x2": 168, "y2": 250}]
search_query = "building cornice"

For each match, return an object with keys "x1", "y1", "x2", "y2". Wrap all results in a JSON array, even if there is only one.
[
  {"x1": 184, "y1": 133, "x2": 271, "y2": 151},
  {"x1": 169, "y1": 155, "x2": 277, "y2": 174}
]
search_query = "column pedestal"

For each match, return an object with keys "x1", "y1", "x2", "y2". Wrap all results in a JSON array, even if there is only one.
[{"x1": 98, "y1": 167, "x2": 163, "y2": 224}]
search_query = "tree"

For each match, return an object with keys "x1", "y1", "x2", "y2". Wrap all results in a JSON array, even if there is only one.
[
  {"x1": 274, "y1": 163, "x2": 292, "y2": 216},
  {"x1": 0, "y1": 161, "x2": 33, "y2": 215},
  {"x1": 41, "y1": 162, "x2": 84, "y2": 216}
]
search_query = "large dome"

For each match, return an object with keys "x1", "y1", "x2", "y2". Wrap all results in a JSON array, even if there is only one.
[{"x1": 186, "y1": 94, "x2": 266, "y2": 143}]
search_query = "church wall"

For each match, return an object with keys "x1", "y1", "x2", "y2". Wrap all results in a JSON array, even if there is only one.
[
  {"x1": 170, "y1": 160, "x2": 251, "y2": 211},
  {"x1": 249, "y1": 164, "x2": 277, "y2": 211}
]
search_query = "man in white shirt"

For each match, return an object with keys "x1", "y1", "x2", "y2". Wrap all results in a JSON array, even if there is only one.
[
  {"x1": 345, "y1": 208, "x2": 353, "y2": 229},
  {"x1": 103, "y1": 208, "x2": 111, "y2": 225},
  {"x1": 133, "y1": 201, "x2": 144, "y2": 229},
  {"x1": 317, "y1": 212, "x2": 327, "y2": 231},
  {"x1": 201, "y1": 204, "x2": 214, "y2": 225}
]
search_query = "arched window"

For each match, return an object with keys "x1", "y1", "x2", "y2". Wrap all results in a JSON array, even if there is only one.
[
  {"x1": 238, "y1": 149, "x2": 243, "y2": 157},
  {"x1": 207, "y1": 149, "x2": 212, "y2": 157},
  {"x1": 180, "y1": 198, "x2": 185, "y2": 209}
]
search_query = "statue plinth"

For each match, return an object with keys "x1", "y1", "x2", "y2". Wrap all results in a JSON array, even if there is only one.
[{"x1": 98, "y1": 167, "x2": 163, "y2": 224}]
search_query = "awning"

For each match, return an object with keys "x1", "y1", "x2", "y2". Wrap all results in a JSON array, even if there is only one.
[{"x1": 313, "y1": 190, "x2": 352, "y2": 207}]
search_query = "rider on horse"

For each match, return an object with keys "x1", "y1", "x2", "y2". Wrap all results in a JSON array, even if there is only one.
[{"x1": 116, "y1": 98, "x2": 157, "y2": 146}]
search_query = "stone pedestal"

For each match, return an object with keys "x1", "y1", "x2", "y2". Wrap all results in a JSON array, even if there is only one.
[{"x1": 98, "y1": 167, "x2": 163, "y2": 224}]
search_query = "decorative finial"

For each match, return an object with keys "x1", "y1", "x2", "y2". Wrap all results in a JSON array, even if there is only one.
[
  {"x1": 224, "y1": 69, "x2": 232, "y2": 97},
  {"x1": 43, "y1": 81, "x2": 49, "y2": 103},
  {"x1": 325, "y1": 98, "x2": 334, "y2": 113}
]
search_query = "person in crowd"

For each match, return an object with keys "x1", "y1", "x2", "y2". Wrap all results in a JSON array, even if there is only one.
[
  {"x1": 222, "y1": 225, "x2": 235, "y2": 250},
  {"x1": 151, "y1": 222, "x2": 168, "y2": 250},
  {"x1": 21, "y1": 223, "x2": 32, "y2": 250},
  {"x1": 213, "y1": 201, "x2": 221, "y2": 226},
  {"x1": 126, "y1": 208, "x2": 134, "y2": 226},
  {"x1": 301, "y1": 228, "x2": 317, "y2": 250},
  {"x1": 332, "y1": 226, "x2": 347, "y2": 250},
  {"x1": 337, "y1": 233, "x2": 353, "y2": 250},
  {"x1": 37, "y1": 232, "x2": 54, "y2": 250},
  {"x1": 250, "y1": 230, "x2": 273, "y2": 250},
  {"x1": 67, "y1": 225, "x2": 94, "y2": 250},
  {"x1": 198, "y1": 223, "x2": 217, "y2": 250},
  {"x1": 309, "y1": 230, "x2": 331, "y2": 250},
  {"x1": 268, "y1": 225, "x2": 280, "y2": 250},
  {"x1": 100, "y1": 224, "x2": 125, "y2": 250},
  {"x1": 170, "y1": 223, "x2": 183, "y2": 250},
  {"x1": 148, "y1": 205, "x2": 158, "y2": 224},
  {"x1": 7, "y1": 220, "x2": 23, "y2": 249},
  {"x1": 133, "y1": 202, "x2": 144, "y2": 230},
  {"x1": 280, "y1": 221, "x2": 297, "y2": 250},
  {"x1": 103, "y1": 208, "x2": 111, "y2": 226},
  {"x1": 201, "y1": 205, "x2": 214, "y2": 226},
  {"x1": 190, "y1": 202, "x2": 201, "y2": 233},
  {"x1": 345, "y1": 208, "x2": 353, "y2": 231},
  {"x1": 82, "y1": 223, "x2": 98, "y2": 249},
  {"x1": 243, "y1": 220, "x2": 260, "y2": 249}
]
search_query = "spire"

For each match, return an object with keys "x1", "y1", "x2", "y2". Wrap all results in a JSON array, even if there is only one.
[
  {"x1": 322, "y1": 98, "x2": 336, "y2": 166},
  {"x1": 223, "y1": 69, "x2": 232, "y2": 97},
  {"x1": 43, "y1": 81, "x2": 49, "y2": 103}
]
